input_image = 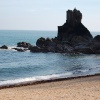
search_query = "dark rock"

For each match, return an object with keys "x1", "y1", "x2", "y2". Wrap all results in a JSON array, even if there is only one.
[
  {"x1": 89, "y1": 36, "x2": 100, "y2": 54},
  {"x1": 74, "y1": 46, "x2": 94, "y2": 54},
  {"x1": 57, "y1": 8, "x2": 93, "y2": 43},
  {"x1": 56, "y1": 43, "x2": 64, "y2": 52},
  {"x1": 36, "y1": 37, "x2": 57, "y2": 52},
  {"x1": 0, "y1": 45, "x2": 8, "y2": 49},
  {"x1": 45, "y1": 38, "x2": 51, "y2": 47},
  {"x1": 29, "y1": 46, "x2": 48, "y2": 53},
  {"x1": 36, "y1": 37, "x2": 46, "y2": 48},
  {"x1": 17, "y1": 42, "x2": 32, "y2": 48},
  {"x1": 90, "y1": 42, "x2": 100, "y2": 50},
  {"x1": 70, "y1": 36, "x2": 88, "y2": 45},
  {"x1": 89, "y1": 40, "x2": 100, "y2": 54},
  {"x1": 33, "y1": 8, "x2": 98, "y2": 54},
  {"x1": 93, "y1": 35, "x2": 100, "y2": 42},
  {"x1": 94, "y1": 50, "x2": 100, "y2": 54},
  {"x1": 29, "y1": 46, "x2": 40, "y2": 52}
]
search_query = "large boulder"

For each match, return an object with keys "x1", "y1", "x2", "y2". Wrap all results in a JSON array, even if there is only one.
[
  {"x1": 36, "y1": 37, "x2": 55, "y2": 47},
  {"x1": 36, "y1": 37, "x2": 46, "y2": 48},
  {"x1": 17, "y1": 42, "x2": 32, "y2": 48}
]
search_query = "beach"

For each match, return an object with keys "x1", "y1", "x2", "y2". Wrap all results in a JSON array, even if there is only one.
[{"x1": 0, "y1": 74, "x2": 100, "y2": 100}]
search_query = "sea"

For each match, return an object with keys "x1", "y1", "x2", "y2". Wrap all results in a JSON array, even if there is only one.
[{"x1": 0, "y1": 30, "x2": 100, "y2": 86}]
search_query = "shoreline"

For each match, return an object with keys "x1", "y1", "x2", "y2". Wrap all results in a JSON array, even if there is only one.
[
  {"x1": 0, "y1": 73, "x2": 100, "y2": 89},
  {"x1": 0, "y1": 73, "x2": 100, "y2": 100}
]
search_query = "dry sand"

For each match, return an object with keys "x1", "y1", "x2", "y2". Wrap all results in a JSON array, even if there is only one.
[{"x1": 0, "y1": 75, "x2": 100, "y2": 100}]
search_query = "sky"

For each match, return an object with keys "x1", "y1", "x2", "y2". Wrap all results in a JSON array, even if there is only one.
[{"x1": 0, "y1": 0, "x2": 100, "y2": 31}]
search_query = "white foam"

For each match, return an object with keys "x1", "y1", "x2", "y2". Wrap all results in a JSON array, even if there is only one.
[
  {"x1": 8, "y1": 46, "x2": 24, "y2": 50},
  {"x1": 78, "y1": 69, "x2": 89, "y2": 73},
  {"x1": 8, "y1": 46, "x2": 16, "y2": 50},
  {"x1": 0, "y1": 72, "x2": 72, "y2": 86}
]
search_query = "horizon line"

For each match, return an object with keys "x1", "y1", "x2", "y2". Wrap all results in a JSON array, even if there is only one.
[{"x1": 0, "y1": 29, "x2": 100, "y2": 33}]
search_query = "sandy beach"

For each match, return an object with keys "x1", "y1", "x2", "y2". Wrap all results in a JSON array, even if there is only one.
[{"x1": 0, "y1": 74, "x2": 100, "y2": 100}]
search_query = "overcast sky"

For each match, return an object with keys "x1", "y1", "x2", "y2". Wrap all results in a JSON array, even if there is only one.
[{"x1": 0, "y1": 0, "x2": 100, "y2": 31}]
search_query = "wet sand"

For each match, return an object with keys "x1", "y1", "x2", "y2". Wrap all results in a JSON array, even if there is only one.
[{"x1": 0, "y1": 74, "x2": 100, "y2": 100}]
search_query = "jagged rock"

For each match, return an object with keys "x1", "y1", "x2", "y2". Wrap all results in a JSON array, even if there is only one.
[
  {"x1": 36, "y1": 37, "x2": 56, "y2": 48},
  {"x1": 33, "y1": 8, "x2": 100, "y2": 54},
  {"x1": 93, "y1": 35, "x2": 100, "y2": 42},
  {"x1": 1, "y1": 9, "x2": 98, "y2": 54},
  {"x1": 36, "y1": 37, "x2": 46, "y2": 48},
  {"x1": 0, "y1": 45, "x2": 8, "y2": 49},
  {"x1": 89, "y1": 35, "x2": 100, "y2": 54},
  {"x1": 17, "y1": 42, "x2": 32, "y2": 48},
  {"x1": 67, "y1": 8, "x2": 82, "y2": 26},
  {"x1": 57, "y1": 8, "x2": 93, "y2": 43}
]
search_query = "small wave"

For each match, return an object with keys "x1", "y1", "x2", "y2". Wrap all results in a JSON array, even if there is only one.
[
  {"x1": 8, "y1": 46, "x2": 30, "y2": 52},
  {"x1": 8, "y1": 46, "x2": 24, "y2": 50},
  {"x1": 8, "y1": 46, "x2": 16, "y2": 50},
  {"x1": 0, "y1": 72, "x2": 72, "y2": 86}
]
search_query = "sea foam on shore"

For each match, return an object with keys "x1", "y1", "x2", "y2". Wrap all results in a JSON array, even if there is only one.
[{"x1": 0, "y1": 73, "x2": 100, "y2": 89}]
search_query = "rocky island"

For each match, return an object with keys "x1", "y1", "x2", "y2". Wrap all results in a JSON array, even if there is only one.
[
  {"x1": 1, "y1": 8, "x2": 100, "y2": 54},
  {"x1": 29, "y1": 8, "x2": 100, "y2": 54}
]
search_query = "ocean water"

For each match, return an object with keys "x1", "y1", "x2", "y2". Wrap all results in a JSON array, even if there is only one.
[{"x1": 0, "y1": 30, "x2": 100, "y2": 86}]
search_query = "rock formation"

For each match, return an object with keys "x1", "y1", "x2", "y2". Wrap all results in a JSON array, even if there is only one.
[
  {"x1": 2, "y1": 8, "x2": 100, "y2": 54},
  {"x1": 32, "y1": 8, "x2": 94, "y2": 54},
  {"x1": 14, "y1": 9, "x2": 100, "y2": 54},
  {"x1": 0, "y1": 45, "x2": 8, "y2": 49},
  {"x1": 57, "y1": 8, "x2": 93, "y2": 44},
  {"x1": 17, "y1": 42, "x2": 32, "y2": 48}
]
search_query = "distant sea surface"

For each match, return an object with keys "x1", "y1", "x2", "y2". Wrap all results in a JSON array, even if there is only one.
[{"x1": 0, "y1": 30, "x2": 100, "y2": 86}]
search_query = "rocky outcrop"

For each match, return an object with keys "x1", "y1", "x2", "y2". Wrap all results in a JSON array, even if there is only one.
[
  {"x1": 0, "y1": 45, "x2": 8, "y2": 49},
  {"x1": 1, "y1": 9, "x2": 100, "y2": 54},
  {"x1": 32, "y1": 8, "x2": 94, "y2": 54},
  {"x1": 34, "y1": 37, "x2": 74, "y2": 53},
  {"x1": 89, "y1": 35, "x2": 100, "y2": 54},
  {"x1": 17, "y1": 42, "x2": 32, "y2": 48},
  {"x1": 12, "y1": 9, "x2": 100, "y2": 54},
  {"x1": 93, "y1": 35, "x2": 100, "y2": 42},
  {"x1": 57, "y1": 8, "x2": 93, "y2": 44}
]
